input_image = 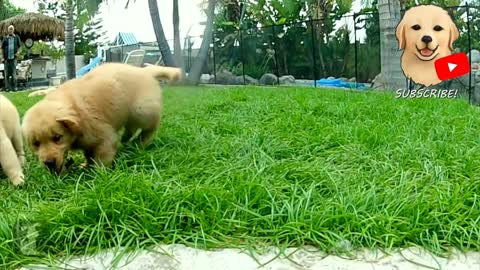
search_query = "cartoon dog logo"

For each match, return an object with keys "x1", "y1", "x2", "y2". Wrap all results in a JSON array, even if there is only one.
[{"x1": 396, "y1": 5, "x2": 460, "y2": 87}]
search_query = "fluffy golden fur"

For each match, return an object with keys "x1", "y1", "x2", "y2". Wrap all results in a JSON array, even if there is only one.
[
  {"x1": 22, "y1": 63, "x2": 182, "y2": 173},
  {"x1": 0, "y1": 94, "x2": 25, "y2": 185},
  {"x1": 396, "y1": 5, "x2": 459, "y2": 87}
]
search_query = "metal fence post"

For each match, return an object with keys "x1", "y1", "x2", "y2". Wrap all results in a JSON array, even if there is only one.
[
  {"x1": 309, "y1": 18, "x2": 317, "y2": 88},
  {"x1": 271, "y1": 25, "x2": 281, "y2": 85},
  {"x1": 239, "y1": 28, "x2": 246, "y2": 85},
  {"x1": 212, "y1": 26, "x2": 217, "y2": 84},
  {"x1": 466, "y1": 3, "x2": 472, "y2": 104},
  {"x1": 353, "y1": 13, "x2": 358, "y2": 89}
]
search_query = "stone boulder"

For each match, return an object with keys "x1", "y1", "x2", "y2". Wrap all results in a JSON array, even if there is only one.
[
  {"x1": 215, "y1": 71, "x2": 236, "y2": 85},
  {"x1": 468, "y1": 49, "x2": 480, "y2": 64},
  {"x1": 469, "y1": 70, "x2": 480, "y2": 105},
  {"x1": 259, "y1": 73, "x2": 278, "y2": 85},
  {"x1": 371, "y1": 73, "x2": 387, "y2": 90},
  {"x1": 244, "y1": 75, "x2": 259, "y2": 85},
  {"x1": 233, "y1": 76, "x2": 244, "y2": 85},
  {"x1": 200, "y1": 74, "x2": 212, "y2": 84},
  {"x1": 224, "y1": 75, "x2": 259, "y2": 85},
  {"x1": 279, "y1": 75, "x2": 295, "y2": 85}
]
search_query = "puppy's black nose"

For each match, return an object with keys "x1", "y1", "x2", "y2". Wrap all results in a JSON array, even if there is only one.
[
  {"x1": 44, "y1": 160, "x2": 56, "y2": 170},
  {"x1": 421, "y1": 35, "x2": 432, "y2": 44}
]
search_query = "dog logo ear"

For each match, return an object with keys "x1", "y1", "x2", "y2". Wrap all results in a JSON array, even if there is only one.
[
  {"x1": 448, "y1": 21, "x2": 459, "y2": 51},
  {"x1": 396, "y1": 19, "x2": 406, "y2": 50},
  {"x1": 56, "y1": 117, "x2": 80, "y2": 134}
]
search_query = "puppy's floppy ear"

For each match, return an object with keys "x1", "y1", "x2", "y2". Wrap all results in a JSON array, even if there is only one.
[
  {"x1": 448, "y1": 20, "x2": 459, "y2": 51},
  {"x1": 396, "y1": 18, "x2": 406, "y2": 50},
  {"x1": 56, "y1": 116, "x2": 81, "y2": 134}
]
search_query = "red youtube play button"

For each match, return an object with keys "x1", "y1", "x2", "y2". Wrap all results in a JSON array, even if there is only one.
[{"x1": 434, "y1": 52, "x2": 470, "y2": 81}]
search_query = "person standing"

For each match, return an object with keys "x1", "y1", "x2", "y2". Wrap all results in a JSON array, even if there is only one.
[{"x1": 1, "y1": 25, "x2": 21, "y2": 91}]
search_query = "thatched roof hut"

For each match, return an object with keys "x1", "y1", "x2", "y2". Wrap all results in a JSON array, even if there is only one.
[{"x1": 0, "y1": 13, "x2": 65, "y2": 42}]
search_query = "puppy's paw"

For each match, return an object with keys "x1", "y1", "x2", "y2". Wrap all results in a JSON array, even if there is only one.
[{"x1": 11, "y1": 174, "x2": 25, "y2": 187}]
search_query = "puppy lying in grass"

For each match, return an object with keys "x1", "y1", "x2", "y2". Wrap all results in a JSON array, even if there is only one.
[
  {"x1": 0, "y1": 94, "x2": 25, "y2": 185},
  {"x1": 22, "y1": 63, "x2": 182, "y2": 174}
]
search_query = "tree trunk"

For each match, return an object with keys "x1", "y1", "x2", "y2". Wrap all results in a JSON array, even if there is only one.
[
  {"x1": 377, "y1": 0, "x2": 405, "y2": 90},
  {"x1": 148, "y1": 0, "x2": 175, "y2": 66},
  {"x1": 173, "y1": 0, "x2": 185, "y2": 75},
  {"x1": 65, "y1": 0, "x2": 76, "y2": 80},
  {"x1": 186, "y1": 0, "x2": 216, "y2": 85}
]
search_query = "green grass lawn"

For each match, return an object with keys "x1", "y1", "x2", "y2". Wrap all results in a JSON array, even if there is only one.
[{"x1": 1, "y1": 86, "x2": 480, "y2": 268}]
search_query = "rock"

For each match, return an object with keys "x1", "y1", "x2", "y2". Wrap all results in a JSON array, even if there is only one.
[
  {"x1": 327, "y1": 76, "x2": 336, "y2": 80},
  {"x1": 222, "y1": 75, "x2": 259, "y2": 85},
  {"x1": 471, "y1": 70, "x2": 480, "y2": 105},
  {"x1": 279, "y1": 75, "x2": 295, "y2": 85},
  {"x1": 442, "y1": 71, "x2": 470, "y2": 94},
  {"x1": 259, "y1": 73, "x2": 278, "y2": 85},
  {"x1": 215, "y1": 71, "x2": 236, "y2": 85},
  {"x1": 475, "y1": 70, "x2": 480, "y2": 82},
  {"x1": 472, "y1": 84, "x2": 480, "y2": 105},
  {"x1": 348, "y1": 77, "x2": 356, "y2": 82},
  {"x1": 438, "y1": 70, "x2": 480, "y2": 105},
  {"x1": 339, "y1": 77, "x2": 348, "y2": 82},
  {"x1": 244, "y1": 75, "x2": 259, "y2": 85},
  {"x1": 233, "y1": 76, "x2": 244, "y2": 85},
  {"x1": 468, "y1": 49, "x2": 480, "y2": 64},
  {"x1": 200, "y1": 74, "x2": 211, "y2": 84},
  {"x1": 371, "y1": 73, "x2": 386, "y2": 90}
]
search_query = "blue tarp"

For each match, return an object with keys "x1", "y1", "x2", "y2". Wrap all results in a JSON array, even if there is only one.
[
  {"x1": 76, "y1": 56, "x2": 102, "y2": 77},
  {"x1": 313, "y1": 78, "x2": 368, "y2": 90}
]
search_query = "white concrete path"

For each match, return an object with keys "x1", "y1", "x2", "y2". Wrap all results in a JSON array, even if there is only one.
[{"x1": 18, "y1": 244, "x2": 480, "y2": 270}]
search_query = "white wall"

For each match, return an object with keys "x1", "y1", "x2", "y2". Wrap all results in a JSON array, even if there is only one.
[{"x1": 46, "y1": 55, "x2": 85, "y2": 75}]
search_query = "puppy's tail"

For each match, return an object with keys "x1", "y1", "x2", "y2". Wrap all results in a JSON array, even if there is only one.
[{"x1": 143, "y1": 65, "x2": 182, "y2": 82}]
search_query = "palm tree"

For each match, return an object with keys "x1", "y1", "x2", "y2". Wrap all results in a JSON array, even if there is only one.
[
  {"x1": 186, "y1": 0, "x2": 216, "y2": 85},
  {"x1": 64, "y1": 0, "x2": 76, "y2": 79},
  {"x1": 63, "y1": 0, "x2": 104, "y2": 80},
  {"x1": 63, "y1": 0, "x2": 215, "y2": 84},
  {"x1": 148, "y1": 0, "x2": 216, "y2": 84},
  {"x1": 173, "y1": 0, "x2": 184, "y2": 72},
  {"x1": 377, "y1": 0, "x2": 405, "y2": 90},
  {"x1": 148, "y1": 0, "x2": 175, "y2": 66}
]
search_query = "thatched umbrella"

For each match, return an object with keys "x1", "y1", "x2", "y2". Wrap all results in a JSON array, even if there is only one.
[{"x1": 0, "y1": 12, "x2": 64, "y2": 42}]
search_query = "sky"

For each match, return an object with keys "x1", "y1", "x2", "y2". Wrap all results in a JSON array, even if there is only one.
[{"x1": 11, "y1": 0, "x2": 207, "y2": 45}]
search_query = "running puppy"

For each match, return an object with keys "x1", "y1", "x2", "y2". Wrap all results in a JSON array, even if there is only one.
[
  {"x1": 0, "y1": 94, "x2": 25, "y2": 185},
  {"x1": 22, "y1": 63, "x2": 182, "y2": 174}
]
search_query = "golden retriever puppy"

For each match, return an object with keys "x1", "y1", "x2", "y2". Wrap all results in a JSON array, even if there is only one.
[
  {"x1": 22, "y1": 63, "x2": 182, "y2": 174},
  {"x1": 396, "y1": 4, "x2": 459, "y2": 87},
  {"x1": 0, "y1": 94, "x2": 25, "y2": 186}
]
